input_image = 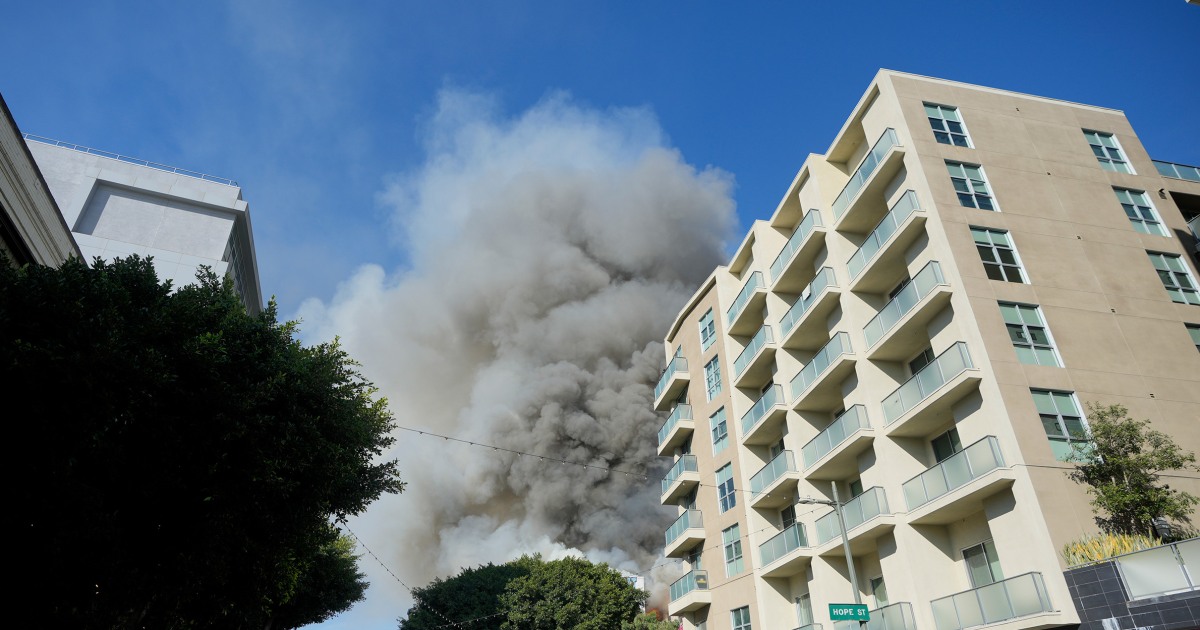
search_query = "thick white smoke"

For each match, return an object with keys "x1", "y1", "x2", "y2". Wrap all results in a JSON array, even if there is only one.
[{"x1": 298, "y1": 89, "x2": 736, "y2": 621}]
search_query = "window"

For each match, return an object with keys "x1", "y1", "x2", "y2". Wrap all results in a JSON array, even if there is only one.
[
  {"x1": 1115, "y1": 188, "x2": 1167, "y2": 236},
  {"x1": 947, "y1": 161, "x2": 996, "y2": 210},
  {"x1": 722, "y1": 524, "x2": 744, "y2": 577},
  {"x1": 908, "y1": 347, "x2": 935, "y2": 374},
  {"x1": 796, "y1": 594, "x2": 814, "y2": 627},
  {"x1": 963, "y1": 540, "x2": 1003, "y2": 588},
  {"x1": 731, "y1": 607, "x2": 752, "y2": 630},
  {"x1": 699, "y1": 308, "x2": 716, "y2": 351},
  {"x1": 781, "y1": 505, "x2": 797, "y2": 529},
  {"x1": 999, "y1": 302, "x2": 1061, "y2": 366},
  {"x1": 870, "y1": 576, "x2": 889, "y2": 608},
  {"x1": 704, "y1": 356, "x2": 723, "y2": 400},
  {"x1": 687, "y1": 548, "x2": 703, "y2": 569},
  {"x1": 932, "y1": 428, "x2": 962, "y2": 463},
  {"x1": 1032, "y1": 389, "x2": 1088, "y2": 461},
  {"x1": 1084, "y1": 130, "x2": 1133, "y2": 174},
  {"x1": 1188, "y1": 324, "x2": 1200, "y2": 351},
  {"x1": 972, "y1": 227, "x2": 1027, "y2": 283},
  {"x1": 769, "y1": 439, "x2": 785, "y2": 459},
  {"x1": 925, "y1": 103, "x2": 971, "y2": 147},
  {"x1": 710, "y1": 408, "x2": 729, "y2": 455},
  {"x1": 848, "y1": 478, "x2": 864, "y2": 498},
  {"x1": 1148, "y1": 252, "x2": 1200, "y2": 305},
  {"x1": 716, "y1": 464, "x2": 736, "y2": 512}
]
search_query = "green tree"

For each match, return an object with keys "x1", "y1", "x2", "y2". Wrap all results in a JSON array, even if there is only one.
[
  {"x1": 3, "y1": 255, "x2": 404, "y2": 629},
  {"x1": 1069, "y1": 403, "x2": 1199, "y2": 537},
  {"x1": 400, "y1": 562, "x2": 531, "y2": 630},
  {"x1": 499, "y1": 555, "x2": 648, "y2": 630},
  {"x1": 622, "y1": 612, "x2": 679, "y2": 630}
]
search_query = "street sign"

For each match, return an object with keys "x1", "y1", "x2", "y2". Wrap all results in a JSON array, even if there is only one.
[{"x1": 829, "y1": 604, "x2": 870, "y2": 621}]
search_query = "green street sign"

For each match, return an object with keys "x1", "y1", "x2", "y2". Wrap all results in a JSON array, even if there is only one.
[{"x1": 829, "y1": 604, "x2": 870, "y2": 621}]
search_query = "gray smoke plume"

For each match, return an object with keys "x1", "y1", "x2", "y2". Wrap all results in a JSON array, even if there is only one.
[{"x1": 298, "y1": 89, "x2": 735, "y2": 621}]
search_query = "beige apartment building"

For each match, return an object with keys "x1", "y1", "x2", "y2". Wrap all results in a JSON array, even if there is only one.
[{"x1": 653, "y1": 70, "x2": 1200, "y2": 630}]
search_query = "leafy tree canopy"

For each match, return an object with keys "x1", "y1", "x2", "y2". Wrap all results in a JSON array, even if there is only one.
[
  {"x1": 622, "y1": 612, "x2": 679, "y2": 630},
  {"x1": 400, "y1": 562, "x2": 531, "y2": 630},
  {"x1": 3, "y1": 255, "x2": 404, "y2": 629},
  {"x1": 1069, "y1": 403, "x2": 1198, "y2": 537}
]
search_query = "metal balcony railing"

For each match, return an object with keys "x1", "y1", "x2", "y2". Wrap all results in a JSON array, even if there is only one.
[
  {"x1": 847, "y1": 190, "x2": 921, "y2": 281},
  {"x1": 832, "y1": 128, "x2": 901, "y2": 220},
  {"x1": 802, "y1": 405, "x2": 870, "y2": 468},
  {"x1": 903, "y1": 436, "x2": 1005, "y2": 510},
  {"x1": 741, "y1": 384, "x2": 784, "y2": 437},
  {"x1": 780, "y1": 267, "x2": 837, "y2": 338},
  {"x1": 815, "y1": 486, "x2": 889, "y2": 544},
  {"x1": 727, "y1": 271, "x2": 765, "y2": 324},
  {"x1": 21, "y1": 133, "x2": 240, "y2": 187},
  {"x1": 669, "y1": 569, "x2": 709, "y2": 601},
  {"x1": 1153, "y1": 159, "x2": 1200, "y2": 182},
  {"x1": 790, "y1": 332, "x2": 852, "y2": 402},
  {"x1": 654, "y1": 355, "x2": 688, "y2": 403},
  {"x1": 882, "y1": 342, "x2": 974, "y2": 424},
  {"x1": 657, "y1": 404, "x2": 693, "y2": 446},
  {"x1": 734, "y1": 325, "x2": 774, "y2": 379},
  {"x1": 771, "y1": 209, "x2": 824, "y2": 283},
  {"x1": 833, "y1": 602, "x2": 916, "y2": 630},
  {"x1": 759, "y1": 523, "x2": 809, "y2": 566},
  {"x1": 661, "y1": 455, "x2": 698, "y2": 495},
  {"x1": 664, "y1": 509, "x2": 703, "y2": 548},
  {"x1": 863, "y1": 261, "x2": 947, "y2": 349},
  {"x1": 930, "y1": 572, "x2": 1052, "y2": 630},
  {"x1": 750, "y1": 450, "x2": 798, "y2": 499}
]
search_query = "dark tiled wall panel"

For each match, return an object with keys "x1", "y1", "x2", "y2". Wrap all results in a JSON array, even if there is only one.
[{"x1": 1065, "y1": 562, "x2": 1200, "y2": 630}]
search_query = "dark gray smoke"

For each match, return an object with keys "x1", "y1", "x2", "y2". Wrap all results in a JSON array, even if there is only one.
[{"x1": 298, "y1": 89, "x2": 736, "y2": 617}]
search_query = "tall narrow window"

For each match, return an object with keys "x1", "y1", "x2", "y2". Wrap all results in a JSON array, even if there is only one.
[
  {"x1": 999, "y1": 302, "x2": 1061, "y2": 366},
  {"x1": 870, "y1": 576, "x2": 889, "y2": 608},
  {"x1": 1148, "y1": 252, "x2": 1200, "y2": 305},
  {"x1": 704, "y1": 356, "x2": 723, "y2": 400},
  {"x1": 1115, "y1": 188, "x2": 1167, "y2": 236},
  {"x1": 1187, "y1": 323, "x2": 1200, "y2": 351},
  {"x1": 796, "y1": 594, "x2": 814, "y2": 628},
  {"x1": 1084, "y1": 130, "x2": 1133, "y2": 174},
  {"x1": 781, "y1": 505, "x2": 797, "y2": 529},
  {"x1": 963, "y1": 540, "x2": 1003, "y2": 587},
  {"x1": 972, "y1": 227, "x2": 1027, "y2": 283},
  {"x1": 908, "y1": 347, "x2": 935, "y2": 375},
  {"x1": 947, "y1": 161, "x2": 996, "y2": 210},
  {"x1": 716, "y1": 464, "x2": 736, "y2": 512},
  {"x1": 710, "y1": 408, "x2": 729, "y2": 455},
  {"x1": 722, "y1": 524, "x2": 744, "y2": 577},
  {"x1": 931, "y1": 428, "x2": 962, "y2": 463},
  {"x1": 1032, "y1": 389, "x2": 1088, "y2": 461},
  {"x1": 925, "y1": 103, "x2": 971, "y2": 147},
  {"x1": 731, "y1": 607, "x2": 752, "y2": 630},
  {"x1": 699, "y1": 308, "x2": 716, "y2": 351}
]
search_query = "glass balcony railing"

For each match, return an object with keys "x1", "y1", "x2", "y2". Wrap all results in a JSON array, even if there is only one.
[
  {"x1": 790, "y1": 332, "x2": 852, "y2": 402},
  {"x1": 1154, "y1": 159, "x2": 1200, "y2": 182},
  {"x1": 759, "y1": 523, "x2": 809, "y2": 566},
  {"x1": 665, "y1": 509, "x2": 703, "y2": 548},
  {"x1": 835, "y1": 602, "x2": 916, "y2": 630},
  {"x1": 863, "y1": 261, "x2": 947, "y2": 349},
  {"x1": 741, "y1": 384, "x2": 784, "y2": 437},
  {"x1": 750, "y1": 450, "x2": 798, "y2": 498},
  {"x1": 654, "y1": 355, "x2": 688, "y2": 402},
  {"x1": 734, "y1": 325, "x2": 774, "y2": 379},
  {"x1": 727, "y1": 271, "x2": 765, "y2": 324},
  {"x1": 794, "y1": 625, "x2": 823, "y2": 630},
  {"x1": 802, "y1": 405, "x2": 870, "y2": 468},
  {"x1": 669, "y1": 569, "x2": 709, "y2": 602},
  {"x1": 661, "y1": 455, "x2": 698, "y2": 495},
  {"x1": 832, "y1": 128, "x2": 901, "y2": 221},
  {"x1": 780, "y1": 267, "x2": 837, "y2": 338},
  {"x1": 1189, "y1": 215, "x2": 1200, "y2": 241},
  {"x1": 770, "y1": 209, "x2": 824, "y2": 283},
  {"x1": 903, "y1": 437, "x2": 1005, "y2": 510},
  {"x1": 1114, "y1": 537, "x2": 1200, "y2": 599},
  {"x1": 815, "y1": 486, "x2": 889, "y2": 544},
  {"x1": 882, "y1": 342, "x2": 974, "y2": 424},
  {"x1": 657, "y1": 404, "x2": 693, "y2": 446},
  {"x1": 931, "y1": 572, "x2": 1052, "y2": 630},
  {"x1": 847, "y1": 190, "x2": 921, "y2": 281}
]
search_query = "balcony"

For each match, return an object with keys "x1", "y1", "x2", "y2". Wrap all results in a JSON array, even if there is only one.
[
  {"x1": 727, "y1": 271, "x2": 767, "y2": 336},
  {"x1": 1154, "y1": 159, "x2": 1200, "y2": 182},
  {"x1": 749, "y1": 450, "x2": 801, "y2": 509},
  {"x1": 664, "y1": 509, "x2": 705, "y2": 558},
  {"x1": 668, "y1": 569, "x2": 710, "y2": 615},
  {"x1": 931, "y1": 572, "x2": 1053, "y2": 630},
  {"x1": 1189, "y1": 214, "x2": 1200, "y2": 242},
  {"x1": 740, "y1": 384, "x2": 789, "y2": 445},
  {"x1": 814, "y1": 486, "x2": 895, "y2": 556},
  {"x1": 903, "y1": 436, "x2": 1016, "y2": 525},
  {"x1": 802, "y1": 405, "x2": 874, "y2": 481},
  {"x1": 883, "y1": 342, "x2": 982, "y2": 438},
  {"x1": 847, "y1": 190, "x2": 927, "y2": 294},
  {"x1": 661, "y1": 455, "x2": 700, "y2": 504},
  {"x1": 653, "y1": 355, "x2": 689, "y2": 411},
  {"x1": 791, "y1": 332, "x2": 856, "y2": 412},
  {"x1": 863, "y1": 261, "x2": 952, "y2": 361},
  {"x1": 657, "y1": 404, "x2": 694, "y2": 457},
  {"x1": 779, "y1": 267, "x2": 842, "y2": 351},
  {"x1": 771, "y1": 209, "x2": 828, "y2": 293},
  {"x1": 733, "y1": 325, "x2": 777, "y2": 389},
  {"x1": 758, "y1": 523, "x2": 812, "y2": 578},
  {"x1": 1113, "y1": 538, "x2": 1200, "y2": 599},
  {"x1": 832, "y1": 128, "x2": 906, "y2": 232},
  {"x1": 834, "y1": 602, "x2": 916, "y2": 630}
]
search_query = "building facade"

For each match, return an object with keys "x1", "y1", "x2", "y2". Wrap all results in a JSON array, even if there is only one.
[
  {"x1": 654, "y1": 71, "x2": 1200, "y2": 630},
  {"x1": 24, "y1": 136, "x2": 263, "y2": 314}
]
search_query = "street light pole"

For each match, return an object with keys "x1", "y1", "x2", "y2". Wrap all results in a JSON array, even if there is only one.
[{"x1": 797, "y1": 481, "x2": 864, "y2": 626}]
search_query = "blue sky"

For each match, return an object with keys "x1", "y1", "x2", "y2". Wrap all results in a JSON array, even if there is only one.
[{"x1": 3, "y1": 2, "x2": 1198, "y2": 628}]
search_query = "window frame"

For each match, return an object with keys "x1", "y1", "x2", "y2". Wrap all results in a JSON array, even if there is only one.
[
  {"x1": 722, "y1": 524, "x2": 744, "y2": 577},
  {"x1": 1114, "y1": 187, "x2": 1168, "y2": 237},
  {"x1": 1084, "y1": 129, "x2": 1134, "y2": 174},
  {"x1": 699, "y1": 308, "x2": 716, "y2": 351},
  {"x1": 731, "y1": 606, "x2": 752, "y2": 630},
  {"x1": 1148, "y1": 251, "x2": 1200, "y2": 305},
  {"x1": 962, "y1": 539, "x2": 1003, "y2": 588},
  {"x1": 716, "y1": 463, "x2": 737, "y2": 512},
  {"x1": 971, "y1": 226, "x2": 1028, "y2": 284},
  {"x1": 1187, "y1": 323, "x2": 1200, "y2": 351},
  {"x1": 1031, "y1": 388, "x2": 1089, "y2": 461},
  {"x1": 947, "y1": 161, "x2": 998, "y2": 210},
  {"x1": 710, "y1": 407, "x2": 729, "y2": 455},
  {"x1": 925, "y1": 102, "x2": 972, "y2": 148},
  {"x1": 704, "y1": 355, "x2": 723, "y2": 401},
  {"x1": 999, "y1": 302, "x2": 1062, "y2": 367}
]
